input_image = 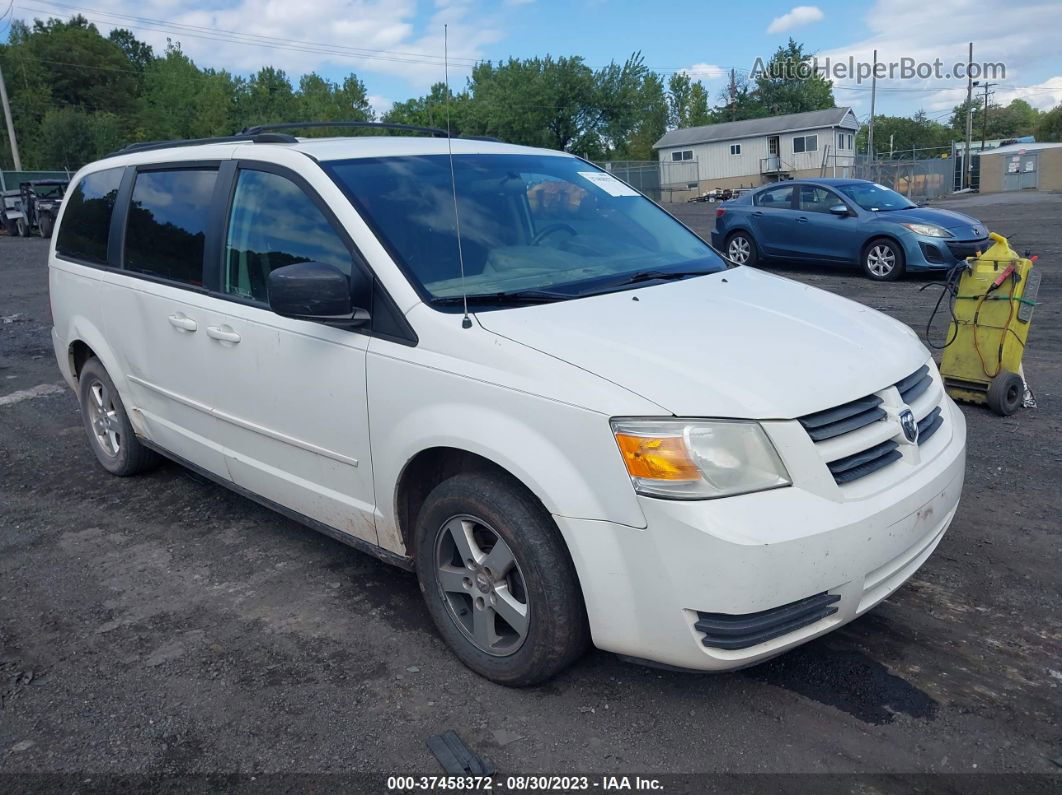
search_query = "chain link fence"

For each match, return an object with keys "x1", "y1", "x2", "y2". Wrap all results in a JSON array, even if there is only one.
[{"x1": 596, "y1": 160, "x2": 698, "y2": 203}]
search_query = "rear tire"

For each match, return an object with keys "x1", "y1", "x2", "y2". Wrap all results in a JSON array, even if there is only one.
[
  {"x1": 413, "y1": 471, "x2": 589, "y2": 686},
  {"x1": 2, "y1": 216, "x2": 16, "y2": 237},
  {"x1": 725, "y1": 231, "x2": 759, "y2": 267},
  {"x1": 986, "y1": 370, "x2": 1023, "y2": 416},
  {"x1": 15, "y1": 218, "x2": 27, "y2": 237},
  {"x1": 38, "y1": 214, "x2": 54, "y2": 239},
  {"x1": 78, "y1": 358, "x2": 161, "y2": 476},
  {"x1": 862, "y1": 238, "x2": 906, "y2": 281}
]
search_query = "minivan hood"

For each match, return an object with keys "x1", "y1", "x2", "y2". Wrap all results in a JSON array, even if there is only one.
[
  {"x1": 476, "y1": 267, "x2": 928, "y2": 419},
  {"x1": 878, "y1": 206, "x2": 984, "y2": 237}
]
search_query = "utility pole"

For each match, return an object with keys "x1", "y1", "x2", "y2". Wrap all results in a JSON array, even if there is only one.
[
  {"x1": 0, "y1": 61, "x2": 22, "y2": 172},
  {"x1": 727, "y1": 69, "x2": 737, "y2": 121},
  {"x1": 867, "y1": 49, "x2": 878, "y2": 167},
  {"x1": 963, "y1": 42, "x2": 974, "y2": 189},
  {"x1": 979, "y1": 81, "x2": 996, "y2": 152}
]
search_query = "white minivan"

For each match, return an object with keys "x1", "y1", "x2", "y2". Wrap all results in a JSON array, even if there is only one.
[{"x1": 49, "y1": 125, "x2": 966, "y2": 685}]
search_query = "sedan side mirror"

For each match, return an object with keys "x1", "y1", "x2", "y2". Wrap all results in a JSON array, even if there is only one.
[
  {"x1": 268, "y1": 261, "x2": 371, "y2": 328},
  {"x1": 829, "y1": 204, "x2": 851, "y2": 216}
]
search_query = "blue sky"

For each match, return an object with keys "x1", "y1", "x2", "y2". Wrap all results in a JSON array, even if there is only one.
[{"x1": 4, "y1": 0, "x2": 1061, "y2": 121}]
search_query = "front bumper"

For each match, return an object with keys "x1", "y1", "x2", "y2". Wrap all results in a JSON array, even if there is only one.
[
  {"x1": 558, "y1": 398, "x2": 966, "y2": 671},
  {"x1": 903, "y1": 235, "x2": 990, "y2": 271}
]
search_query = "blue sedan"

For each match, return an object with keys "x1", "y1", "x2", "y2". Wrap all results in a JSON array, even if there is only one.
[{"x1": 710, "y1": 178, "x2": 990, "y2": 281}]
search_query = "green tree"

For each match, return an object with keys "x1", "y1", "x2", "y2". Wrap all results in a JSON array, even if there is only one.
[
  {"x1": 668, "y1": 73, "x2": 693, "y2": 128},
  {"x1": 37, "y1": 107, "x2": 123, "y2": 168},
  {"x1": 237, "y1": 66, "x2": 298, "y2": 127},
  {"x1": 1036, "y1": 104, "x2": 1062, "y2": 141},
  {"x1": 138, "y1": 43, "x2": 235, "y2": 140},
  {"x1": 108, "y1": 28, "x2": 154, "y2": 74},
  {"x1": 751, "y1": 38, "x2": 834, "y2": 117},
  {"x1": 624, "y1": 72, "x2": 669, "y2": 160},
  {"x1": 857, "y1": 111, "x2": 953, "y2": 158}
]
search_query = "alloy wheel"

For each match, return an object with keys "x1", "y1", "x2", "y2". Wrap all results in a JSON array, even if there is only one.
[
  {"x1": 434, "y1": 514, "x2": 529, "y2": 657},
  {"x1": 866, "y1": 244, "x2": 896, "y2": 277},
  {"x1": 727, "y1": 236, "x2": 751, "y2": 264},
  {"x1": 86, "y1": 379, "x2": 121, "y2": 457}
]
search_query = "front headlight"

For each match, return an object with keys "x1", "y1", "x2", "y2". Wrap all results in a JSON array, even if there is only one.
[
  {"x1": 902, "y1": 222, "x2": 952, "y2": 238},
  {"x1": 610, "y1": 418, "x2": 791, "y2": 500}
]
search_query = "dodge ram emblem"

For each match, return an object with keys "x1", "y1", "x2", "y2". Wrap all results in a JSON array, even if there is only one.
[{"x1": 900, "y1": 409, "x2": 918, "y2": 443}]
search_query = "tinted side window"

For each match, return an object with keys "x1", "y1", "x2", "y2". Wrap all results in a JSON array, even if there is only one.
[
  {"x1": 224, "y1": 170, "x2": 351, "y2": 303},
  {"x1": 798, "y1": 186, "x2": 838, "y2": 213},
  {"x1": 124, "y1": 169, "x2": 217, "y2": 285},
  {"x1": 55, "y1": 168, "x2": 123, "y2": 265},
  {"x1": 756, "y1": 186, "x2": 793, "y2": 207}
]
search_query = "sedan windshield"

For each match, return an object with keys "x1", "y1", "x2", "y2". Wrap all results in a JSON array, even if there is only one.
[
  {"x1": 837, "y1": 182, "x2": 916, "y2": 212},
  {"x1": 324, "y1": 154, "x2": 725, "y2": 305}
]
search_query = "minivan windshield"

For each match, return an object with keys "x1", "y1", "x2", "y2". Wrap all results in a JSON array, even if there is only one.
[
  {"x1": 325, "y1": 154, "x2": 725, "y2": 305},
  {"x1": 837, "y1": 182, "x2": 916, "y2": 212}
]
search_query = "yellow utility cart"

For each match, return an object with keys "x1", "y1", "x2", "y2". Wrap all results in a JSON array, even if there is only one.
[{"x1": 940, "y1": 233, "x2": 1041, "y2": 415}]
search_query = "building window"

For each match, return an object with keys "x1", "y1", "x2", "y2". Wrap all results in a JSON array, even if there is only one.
[
  {"x1": 730, "y1": 144, "x2": 741, "y2": 155},
  {"x1": 687, "y1": 182, "x2": 699, "y2": 189},
  {"x1": 793, "y1": 134, "x2": 818, "y2": 154},
  {"x1": 836, "y1": 133, "x2": 853, "y2": 150},
  {"x1": 671, "y1": 150, "x2": 693, "y2": 161}
]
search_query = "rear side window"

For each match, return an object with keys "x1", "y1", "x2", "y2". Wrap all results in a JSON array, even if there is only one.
[
  {"x1": 55, "y1": 168, "x2": 123, "y2": 265},
  {"x1": 755, "y1": 185, "x2": 794, "y2": 207},
  {"x1": 124, "y1": 169, "x2": 217, "y2": 286},
  {"x1": 224, "y1": 169, "x2": 351, "y2": 303}
]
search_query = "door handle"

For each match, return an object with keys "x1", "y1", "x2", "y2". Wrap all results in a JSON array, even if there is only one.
[
  {"x1": 206, "y1": 325, "x2": 241, "y2": 344},
  {"x1": 752, "y1": 211, "x2": 764, "y2": 217},
  {"x1": 167, "y1": 313, "x2": 197, "y2": 332},
  {"x1": 795, "y1": 216, "x2": 809, "y2": 223}
]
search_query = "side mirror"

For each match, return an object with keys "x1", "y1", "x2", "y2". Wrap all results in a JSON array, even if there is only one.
[
  {"x1": 829, "y1": 204, "x2": 850, "y2": 216},
  {"x1": 267, "y1": 261, "x2": 370, "y2": 327}
]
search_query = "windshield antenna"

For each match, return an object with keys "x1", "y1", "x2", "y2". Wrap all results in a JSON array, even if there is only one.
[{"x1": 443, "y1": 24, "x2": 472, "y2": 329}]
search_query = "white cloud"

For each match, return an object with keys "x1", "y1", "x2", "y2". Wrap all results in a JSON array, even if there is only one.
[
  {"x1": 817, "y1": 0, "x2": 1062, "y2": 116},
  {"x1": 14, "y1": 0, "x2": 504, "y2": 90},
  {"x1": 681, "y1": 63, "x2": 726, "y2": 82},
  {"x1": 367, "y1": 94, "x2": 394, "y2": 118},
  {"x1": 766, "y1": 6, "x2": 824, "y2": 35}
]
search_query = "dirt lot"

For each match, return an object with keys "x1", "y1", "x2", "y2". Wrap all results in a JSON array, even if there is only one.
[{"x1": 1, "y1": 191, "x2": 1060, "y2": 788}]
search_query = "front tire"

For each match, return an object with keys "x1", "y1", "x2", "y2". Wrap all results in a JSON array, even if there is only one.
[
  {"x1": 725, "y1": 231, "x2": 759, "y2": 267},
  {"x1": 413, "y1": 471, "x2": 589, "y2": 686},
  {"x1": 78, "y1": 358, "x2": 160, "y2": 476},
  {"x1": 862, "y1": 238, "x2": 906, "y2": 281},
  {"x1": 38, "y1": 214, "x2": 54, "y2": 238}
]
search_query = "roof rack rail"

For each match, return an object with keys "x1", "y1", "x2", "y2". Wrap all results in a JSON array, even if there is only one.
[
  {"x1": 240, "y1": 120, "x2": 451, "y2": 138},
  {"x1": 103, "y1": 132, "x2": 297, "y2": 159}
]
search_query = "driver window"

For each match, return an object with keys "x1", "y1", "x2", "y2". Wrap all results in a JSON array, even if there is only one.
[
  {"x1": 755, "y1": 185, "x2": 794, "y2": 208},
  {"x1": 798, "y1": 185, "x2": 838, "y2": 213},
  {"x1": 224, "y1": 170, "x2": 351, "y2": 303}
]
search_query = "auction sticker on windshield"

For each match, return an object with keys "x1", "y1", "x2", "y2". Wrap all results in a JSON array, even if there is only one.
[{"x1": 578, "y1": 171, "x2": 640, "y2": 197}]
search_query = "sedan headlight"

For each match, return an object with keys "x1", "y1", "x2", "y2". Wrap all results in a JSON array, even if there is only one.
[
  {"x1": 902, "y1": 222, "x2": 952, "y2": 238},
  {"x1": 611, "y1": 418, "x2": 791, "y2": 500}
]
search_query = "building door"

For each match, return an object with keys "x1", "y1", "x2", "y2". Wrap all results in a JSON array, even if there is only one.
[
  {"x1": 766, "y1": 136, "x2": 780, "y2": 172},
  {"x1": 1003, "y1": 152, "x2": 1039, "y2": 191}
]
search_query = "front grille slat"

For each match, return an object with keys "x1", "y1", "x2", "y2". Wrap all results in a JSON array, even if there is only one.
[
  {"x1": 917, "y1": 406, "x2": 943, "y2": 445},
  {"x1": 804, "y1": 406, "x2": 887, "y2": 441},
  {"x1": 894, "y1": 364, "x2": 930, "y2": 399},
  {"x1": 695, "y1": 592, "x2": 840, "y2": 650},
  {"x1": 799, "y1": 395, "x2": 882, "y2": 430}
]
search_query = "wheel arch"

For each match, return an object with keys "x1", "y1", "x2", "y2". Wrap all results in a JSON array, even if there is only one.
[{"x1": 394, "y1": 446, "x2": 552, "y2": 559}]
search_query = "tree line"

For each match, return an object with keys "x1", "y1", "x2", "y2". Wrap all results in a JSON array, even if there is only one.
[{"x1": 1, "y1": 15, "x2": 1059, "y2": 172}]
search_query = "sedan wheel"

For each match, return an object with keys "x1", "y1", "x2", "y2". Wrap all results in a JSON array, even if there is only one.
[
  {"x1": 726, "y1": 232, "x2": 757, "y2": 266},
  {"x1": 863, "y1": 238, "x2": 906, "y2": 281},
  {"x1": 434, "y1": 514, "x2": 529, "y2": 656}
]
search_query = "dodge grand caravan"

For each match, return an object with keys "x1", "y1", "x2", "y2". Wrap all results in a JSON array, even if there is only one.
[{"x1": 49, "y1": 126, "x2": 966, "y2": 686}]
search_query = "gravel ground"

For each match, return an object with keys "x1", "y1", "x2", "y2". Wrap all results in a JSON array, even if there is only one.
[{"x1": 0, "y1": 192, "x2": 1060, "y2": 788}]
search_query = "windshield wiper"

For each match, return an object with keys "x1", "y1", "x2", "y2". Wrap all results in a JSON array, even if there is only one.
[
  {"x1": 597, "y1": 268, "x2": 720, "y2": 290},
  {"x1": 430, "y1": 289, "x2": 575, "y2": 306}
]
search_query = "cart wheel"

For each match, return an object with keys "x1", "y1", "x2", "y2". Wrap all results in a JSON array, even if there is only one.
[
  {"x1": 986, "y1": 370, "x2": 1023, "y2": 416},
  {"x1": 15, "y1": 218, "x2": 28, "y2": 237}
]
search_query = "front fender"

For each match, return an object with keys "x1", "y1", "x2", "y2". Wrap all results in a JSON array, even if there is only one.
[{"x1": 366, "y1": 348, "x2": 649, "y2": 555}]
